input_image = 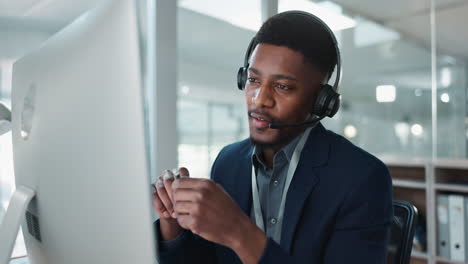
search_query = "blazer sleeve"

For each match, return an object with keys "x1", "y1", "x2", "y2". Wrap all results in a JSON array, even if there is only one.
[
  {"x1": 155, "y1": 219, "x2": 217, "y2": 264},
  {"x1": 257, "y1": 161, "x2": 393, "y2": 264}
]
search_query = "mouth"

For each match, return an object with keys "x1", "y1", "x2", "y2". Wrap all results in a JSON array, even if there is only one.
[{"x1": 249, "y1": 112, "x2": 272, "y2": 129}]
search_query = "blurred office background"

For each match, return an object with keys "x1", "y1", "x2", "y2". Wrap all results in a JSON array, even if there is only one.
[
  {"x1": 0, "y1": 0, "x2": 467, "y2": 263},
  {"x1": 176, "y1": 0, "x2": 468, "y2": 178}
]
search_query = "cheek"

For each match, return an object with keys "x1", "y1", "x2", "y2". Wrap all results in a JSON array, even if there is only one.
[
  {"x1": 244, "y1": 93, "x2": 252, "y2": 106},
  {"x1": 276, "y1": 96, "x2": 311, "y2": 119},
  {"x1": 244, "y1": 89, "x2": 258, "y2": 103}
]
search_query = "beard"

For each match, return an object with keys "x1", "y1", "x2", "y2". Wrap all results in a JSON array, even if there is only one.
[{"x1": 249, "y1": 128, "x2": 302, "y2": 150}]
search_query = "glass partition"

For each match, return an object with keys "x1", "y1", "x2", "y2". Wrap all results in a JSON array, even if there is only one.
[
  {"x1": 279, "y1": 0, "x2": 433, "y2": 159},
  {"x1": 176, "y1": 0, "x2": 257, "y2": 178},
  {"x1": 435, "y1": 0, "x2": 467, "y2": 158}
]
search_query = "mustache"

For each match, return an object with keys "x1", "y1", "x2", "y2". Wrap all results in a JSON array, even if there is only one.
[{"x1": 247, "y1": 109, "x2": 280, "y2": 123}]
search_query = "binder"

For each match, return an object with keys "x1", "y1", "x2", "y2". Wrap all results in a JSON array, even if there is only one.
[
  {"x1": 437, "y1": 194, "x2": 450, "y2": 259},
  {"x1": 449, "y1": 194, "x2": 465, "y2": 261}
]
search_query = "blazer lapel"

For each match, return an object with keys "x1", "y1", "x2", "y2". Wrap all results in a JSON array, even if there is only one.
[
  {"x1": 231, "y1": 143, "x2": 253, "y2": 215},
  {"x1": 280, "y1": 123, "x2": 330, "y2": 253}
]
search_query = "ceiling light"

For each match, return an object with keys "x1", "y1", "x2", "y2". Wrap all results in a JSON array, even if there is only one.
[
  {"x1": 180, "y1": 0, "x2": 356, "y2": 32},
  {"x1": 279, "y1": 0, "x2": 356, "y2": 31},
  {"x1": 411, "y1": 124, "x2": 423, "y2": 137},
  {"x1": 440, "y1": 93, "x2": 450, "y2": 103},
  {"x1": 376, "y1": 85, "x2": 396, "y2": 103},
  {"x1": 344, "y1": 125, "x2": 357, "y2": 139},
  {"x1": 179, "y1": 0, "x2": 262, "y2": 31}
]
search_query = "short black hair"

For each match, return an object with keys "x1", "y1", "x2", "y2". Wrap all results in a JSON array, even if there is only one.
[{"x1": 254, "y1": 11, "x2": 338, "y2": 80}]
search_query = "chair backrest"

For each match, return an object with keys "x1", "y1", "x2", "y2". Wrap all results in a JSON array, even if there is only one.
[{"x1": 388, "y1": 200, "x2": 418, "y2": 264}]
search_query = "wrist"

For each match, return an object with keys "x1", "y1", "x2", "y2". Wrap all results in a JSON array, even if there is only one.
[
  {"x1": 230, "y1": 216, "x2": 267, "y2": 264},
  {"x1": 159, "y1": 217, "x2": 183, "y2": 241}
]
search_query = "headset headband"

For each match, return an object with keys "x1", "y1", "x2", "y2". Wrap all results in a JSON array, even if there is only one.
[{"x1": 243, "y1": 10, "x2": 342, "y2": 92}]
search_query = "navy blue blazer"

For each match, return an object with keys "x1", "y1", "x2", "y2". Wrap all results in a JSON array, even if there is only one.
[{"x1": 157, "y1": 123, "x2": 393, "y2": 263}]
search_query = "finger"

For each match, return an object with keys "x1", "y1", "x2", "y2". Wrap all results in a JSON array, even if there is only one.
[
  {"x1": 173, "y1": 188, "x2": 203, "y2": 202},
  {"x1": 152, "y1": 192, "x2": 171, "y2": 218},
  {"x1": 172, "y1": 178, "x2": 213, "y2": 190},
  {"x1": 176, "y1": 214, "x2": 195, "y2": 231},
  {"x1": 163, "y1": 170, "x2": 175, "y2": 202},
  {"x1": 173, "y1": 201, "x2": 198, "y2": 215},
  {"x1": 178, "y1": 167, "x2": 190, "y2": 178},
  {"x1": 163, "y1": 169, "x2": 175, "y2": 181},
  {"x1": 156, "y1": 177, "x2": 174, "y2": 214}
]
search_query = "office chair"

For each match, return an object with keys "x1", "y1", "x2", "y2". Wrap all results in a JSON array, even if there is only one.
[{"x1": 388, "y1": 200, "x2": 418, "y2": 264}]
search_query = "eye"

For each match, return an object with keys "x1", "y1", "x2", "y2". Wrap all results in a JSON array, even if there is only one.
[
  {"x1": 275, "y1": 83, "x2": 290, "y2": 90},
  {"x1": 247, "y1": 77, "x2": 258, "y2": 83}
]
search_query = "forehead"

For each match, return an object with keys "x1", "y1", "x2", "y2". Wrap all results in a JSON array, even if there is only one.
[{"x1": 248, "y1": 43, "x2": 321, "y2": 80}]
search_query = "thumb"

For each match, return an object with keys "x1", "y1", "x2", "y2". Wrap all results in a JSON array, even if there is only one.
[{"x1": 178, "y1": 167, "x2": 190, "y2": 178}]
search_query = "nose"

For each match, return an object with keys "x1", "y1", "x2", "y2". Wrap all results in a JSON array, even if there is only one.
[{"x1": 251, "y1": 85, "x2": 274, "y2": 108}]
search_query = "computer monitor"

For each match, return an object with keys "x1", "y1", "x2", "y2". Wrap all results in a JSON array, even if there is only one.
[{"x1": 1, "y1": 0, "x2": 157, "y2": 263}]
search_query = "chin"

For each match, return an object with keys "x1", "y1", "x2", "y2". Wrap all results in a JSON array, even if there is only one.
[
  {"x1": 250, "y1": 136, "x2": 275, "y2": 149},
  {"x1": 249, "y1": 126, "x2": 300, "y2": 148},
  {"x1": 249, "y1": 128, "x2": 281, "y2": 147}
]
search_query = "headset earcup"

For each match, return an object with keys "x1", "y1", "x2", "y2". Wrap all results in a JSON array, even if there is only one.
[
  {"x1": 326, "y1": 92, "x2": 340, "y2": 117},
  {"x1": 313, "y1": 84, "x2": 340, "y2": 117},
  {"x1": 237, "y1": 67, "x2": 247, "y2": 90}
]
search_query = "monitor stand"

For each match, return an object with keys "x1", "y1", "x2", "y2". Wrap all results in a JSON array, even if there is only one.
[{"x1": 0, "y1": 185, "x2": 35, "y2": 264}]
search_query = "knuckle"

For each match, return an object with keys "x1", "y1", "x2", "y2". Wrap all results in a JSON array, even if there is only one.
[
  {"x1": 199, "y1": 188, "x2": 208, "y2": 199},
  {"x1": 195, "y1": 191, "x2": 203, "y2": 202},
  {"x1": 204, "y1": 179, "x2": 214, "y2": 187}
]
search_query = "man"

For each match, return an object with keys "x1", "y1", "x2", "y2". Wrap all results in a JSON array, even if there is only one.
[{"x1": 153, "y1": 11, "x2": 393, "y2": 264}]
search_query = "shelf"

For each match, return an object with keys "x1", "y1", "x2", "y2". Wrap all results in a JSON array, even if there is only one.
[
  {"x1": 380, "y1": 156, "x2": 428, "y2": 167},
  {"x1": 433, "y1": 159, "x2": 468, "y2": 170},
  {"x1": 436, "y1": 256, "x2": 468, "y2": 264},
  {"x1": 411, "y1": 250, "x2": 428, "y2": 259},
  {"x1": 435, "y1": 183, "x2": 468, "y2": 193},
  {"x1": 393, "y1": 179, "x2": 426, "y2": 189},
  {"x1": 383, "y1": 159, "x2": 468, "y2": 264}
]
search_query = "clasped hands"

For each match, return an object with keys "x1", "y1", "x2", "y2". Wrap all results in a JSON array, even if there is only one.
[{"x1": 152, "y1": 167, "x2": 267, "y2": 264}]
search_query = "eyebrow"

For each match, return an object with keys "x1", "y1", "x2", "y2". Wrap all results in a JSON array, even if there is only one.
[{"x1": 248, "y1": 67, "x2": 297, "y2": 81}]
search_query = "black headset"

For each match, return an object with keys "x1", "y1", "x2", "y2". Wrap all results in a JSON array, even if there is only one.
[{"x1": 237, "y1": 11, "x2": 342, "y2": 119}]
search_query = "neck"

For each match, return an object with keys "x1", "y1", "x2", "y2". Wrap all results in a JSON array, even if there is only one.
[
  {"x1": 260, "y1": 144, "x2": 285, "y2": 169},
  {"x1": 259, "y1": 130, "x2": 301, "y2": 168}
]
